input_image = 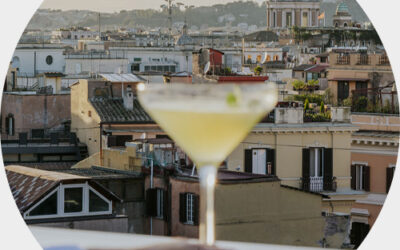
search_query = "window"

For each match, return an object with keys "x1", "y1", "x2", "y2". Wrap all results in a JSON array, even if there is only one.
[
  {"x1": 186, "y1": 193, "x2": 194, "y2": 224},
  {"x1": 302, "y1": 148, "x2": 333, "y2": 192},
  {"x1": 156, "y1": 189, "x2": 164, "y2": 218},
  {"x1": 131, "y1": 63, "x2": 140, "y2": 72},
  {"x1": 387, "y1": 166, "x2": 395, "y2": 193},
  {"x1": 5, "y1": 114, "x2": 14, "y2": 136},
  {"x1": 146, "y1": 188, "x2": 166, "y2": 219},
  {"x1": 351, "y1": 164, "x2": 370, "y2": 191},
  {"x1": 244, "y1": 148, "x2": 275, "y2": 175},
  {"x1": 64, "y1": 187, "x2": 83, "y2": 213},
  {"x1": 179, "y1": 193, "x2": 198, "y2": 225},
  {"x1": 24, "y1": 183, "x2": 112, "y2": 219},
  {"x1": 302, "y1": 12, "x2": 308, "y2": 27},
  {"x1": 89, "y1": 189, "x2": 109, "y2": 212},
  {"x1": 27, "y1": 191, "x2": 58, "y2": 216},
  {"x1": 46, "y1": 55, "x2": 53, "y2": 65}
]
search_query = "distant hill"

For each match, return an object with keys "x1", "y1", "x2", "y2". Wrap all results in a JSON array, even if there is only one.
[{"x1": 28, "y1": 0, "x2": 371, "y2": 31}]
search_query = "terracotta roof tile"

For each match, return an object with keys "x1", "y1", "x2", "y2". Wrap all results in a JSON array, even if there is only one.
[{"x1": 90, "y1": 97, "x2": 153, "y2": 123}]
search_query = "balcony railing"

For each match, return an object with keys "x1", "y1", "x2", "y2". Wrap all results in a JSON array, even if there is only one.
[
  {"x1": 336, "y1": 55, "x2": 350, "y2": 65},
  {"x1": 302, "y1": 177, "x2": 337, "y2": 192},
  {"x1": 356, "y1": 54, "x2": 370, "y2": 65},
  {"x1": 309, "y1": 177, "x2": 324, "y2": 192},
  {"x1": 379, "y1": 55, "x2": 390, "y2": 65}
]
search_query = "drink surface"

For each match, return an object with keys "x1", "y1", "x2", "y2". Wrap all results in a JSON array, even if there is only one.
[{"x1": 138, "y1": 83, "x2": 277, "y2": 168}]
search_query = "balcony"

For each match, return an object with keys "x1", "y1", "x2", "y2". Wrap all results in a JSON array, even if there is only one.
[
  {"x1": 302, "y1": 177, "x2": 337, "y2": 192},
  {"x1": 309, "y1": 177, "x2": 324, "y2": 192},
  {"x1": 378, "y1": 55, "x2": 390, "y2": 65},
  {"x1": 336, "y1": 55, "x2": 350, "y2": 65},
  {"x1": 356, "y1": 54, "x2": 370, "y2": 65}
]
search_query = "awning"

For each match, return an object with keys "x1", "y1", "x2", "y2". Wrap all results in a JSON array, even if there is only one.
[{"x1": 100, "y1": 73, "x2": 146, "y2": 83}]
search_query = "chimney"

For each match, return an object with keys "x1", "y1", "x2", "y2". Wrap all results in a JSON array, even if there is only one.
[{"x1": 123, "y1": 85, "x2": 134, "y2": 110}]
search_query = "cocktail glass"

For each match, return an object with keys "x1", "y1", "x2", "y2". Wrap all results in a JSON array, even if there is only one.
[{"x1": 137, "y1": 83, "x2": 277, "y2": 246}]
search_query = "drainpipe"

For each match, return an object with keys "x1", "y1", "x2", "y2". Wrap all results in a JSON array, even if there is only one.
[
  {"x1": 100, "y1": 123, "x2": 103, "y2": 166},
  {"x1": 150, "y1": 157, "x2": 154, "y2": 235}
]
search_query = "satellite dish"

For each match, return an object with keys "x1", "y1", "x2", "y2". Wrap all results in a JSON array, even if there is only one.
[
  {"x1": 262, "y1": 52, "x2": 269, "y2": 64},
  {"x1": 204, "y1": 61, "x2": 211, "y2": 74}
]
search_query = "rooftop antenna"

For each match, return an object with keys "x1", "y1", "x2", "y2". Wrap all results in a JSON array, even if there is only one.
[
  {"x1": 98, "y1": 12, "x2": 101, "y2": 41},
  {"x1": 164, "y1": 0, "x2": 177, "y2": 47}
]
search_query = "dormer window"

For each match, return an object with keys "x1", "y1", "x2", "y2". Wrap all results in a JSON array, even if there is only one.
[{"x1": 24, "y1": 182, "x2": 112, "y2": 220}]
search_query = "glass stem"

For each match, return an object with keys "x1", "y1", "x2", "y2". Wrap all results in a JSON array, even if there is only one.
[{"x1": 199, "y1": 165, "x2": 217, "y2": 246}]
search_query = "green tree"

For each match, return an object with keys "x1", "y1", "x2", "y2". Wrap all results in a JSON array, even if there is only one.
[
  {"x1": 320, "y1": 101, "x2": 325, "y2": 113},
  {"x1": 254, "y1": 66, "x2": 263, "y2": 76},
  {"x1": 292, "y1": 80, "x2": 306, "y2": 90},
  {"x1": 304, "y1": 99, "x2": 310, "y2": 111}
]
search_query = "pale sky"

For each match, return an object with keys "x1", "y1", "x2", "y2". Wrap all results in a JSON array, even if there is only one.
[{"x1": 40, "y1": 0, "x2": 265, "y2": 13}]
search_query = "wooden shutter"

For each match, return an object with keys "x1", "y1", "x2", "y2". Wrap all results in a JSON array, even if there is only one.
[
  {"x1": 5, "y1": 116, "x2": 9, "y2": 135},
  {"x1": 11, "y1": 116, "x2": 14, "y2": 136},
  {"x1": 387, "y1": 167, "x2": 395, "y2": 193},
  {"x1": 302, "y1": 148, "x2": 310, "y2": 191},
  {"x1": 179, "y1": 193, "x2": 187, "y2": 223},
  {"x1": 146, "y1": 189, "x2": 157, "y2": 217},
  {"x1": 351, "y1": 165, "x2": 357, "y2": 190},
  {"x1": 323, "y1": 148, "x2": 333, "y2": 191},
  {"x1": 193, "y1": 195, "x2": 200, "y2": 226},
  {"x1": 267, "y1": 149, "x2": 276, "y2": 175},
  {"x1": 244, "y1": 149, "x2": 253, "y2": 173},
  {"x1": 363, "y1": 166, "x2": 370, "y2": 192},
  {"x1": 163, "y1": 190, "x2": 168, "y2": 221},
  {"x1": 107, "y1": 135, "x2": 117, "y2": 147}
]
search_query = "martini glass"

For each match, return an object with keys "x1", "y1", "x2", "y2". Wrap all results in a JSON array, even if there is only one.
[{"x1": 137, "y1": 83, "x2": 277, "y2": 246}]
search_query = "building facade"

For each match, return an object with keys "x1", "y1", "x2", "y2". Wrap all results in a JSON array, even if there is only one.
[{"x1": 266, "y1": 0, "x2": 321, "y2": 29}]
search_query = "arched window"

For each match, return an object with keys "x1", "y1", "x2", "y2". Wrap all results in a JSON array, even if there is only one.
[
  {"x1": 335, "y1": 22, "x2": 339, "y2": 28},
  {"x1": 273, "y1": 55, "x2": 279, "y2": 61},
  {"x1": 344, "y1": 23, "x2": 348, "y2": 27},
  {"x1": 267, "y1": 55, "x2": 271, "y2": 62},
  {"x1": 5, "y1": 114, "x2": 14, "y2": 136},
  {"x1": 11, "y1": 56, "x2": 20, "y2": 68}
]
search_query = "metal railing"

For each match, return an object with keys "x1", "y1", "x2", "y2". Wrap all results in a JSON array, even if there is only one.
[
  {"x1": 309, "y1": 177, "x2": 324, "y2": 192},
  {"x1": 357, "y1": 54, "x2": 370, "y2": 65},
  {"x1": 336, "y1": 55, "x2": 350, "y2": 65},
  {"x1": 302, "y1": 177, "x2": 337, "y2": 192}
]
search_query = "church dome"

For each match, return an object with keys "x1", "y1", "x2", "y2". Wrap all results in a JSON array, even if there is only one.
[
  {"x1": 176, "y1": 34, "x2": 194, "y2": 46},
  {"x1": 336, "y1": 1, "x2": 350, "y2": 14}
]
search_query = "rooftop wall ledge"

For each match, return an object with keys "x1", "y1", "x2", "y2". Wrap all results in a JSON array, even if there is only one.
[
  {"x1": 331, "y1": 107, "x2": 351, "y2": 123},
  {"x1": 275, "y1": 107, "x2": 304, "y2": 124}
]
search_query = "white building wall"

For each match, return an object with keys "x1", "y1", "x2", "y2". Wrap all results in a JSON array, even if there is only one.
[
  {"x1": 108, "y1": 48, "x2": 193, "y2": 73},
  {"x1": 65, "y1": 58, "x2": 130, "y2": 75},
  {"x1": 12, "y1": 48, "x2": 65, "y2": 77}
]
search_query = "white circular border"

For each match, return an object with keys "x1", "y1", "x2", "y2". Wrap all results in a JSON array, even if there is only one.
[{"x1": 0, "y1": 1, "x2": 399, "y2": 249}]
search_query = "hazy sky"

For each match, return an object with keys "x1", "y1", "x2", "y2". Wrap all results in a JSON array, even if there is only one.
[{"x1": 40, "y1": 0, "x2": 265, "y2": 13}]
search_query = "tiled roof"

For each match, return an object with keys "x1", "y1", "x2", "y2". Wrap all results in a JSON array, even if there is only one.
[
  {"x1": 5, "y1": 165, "x2": 87, "y2": 213},
  {"x1": 305, "y1": 65, "x2": 328, "y2": 73},
  {"x1": 5, "y1": 162, "x2": 77, "y2": 171},
  {"x1": 90, "y1": 97, "x2": 153, "y2": 123},
  {"x1": 244, "y1": 31, "x2": 279, "y2": 42},
  {"x1": 5, "y1": 165, "x2": 121, "y2": 213},
  {"x1": 293, "y1": 64, "x2": 314, "y2": 71}
]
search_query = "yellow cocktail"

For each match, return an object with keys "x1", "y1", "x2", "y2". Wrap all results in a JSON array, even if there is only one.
[{"x1": 137, "y1": 83, "x2": 277, "y2": 246}]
